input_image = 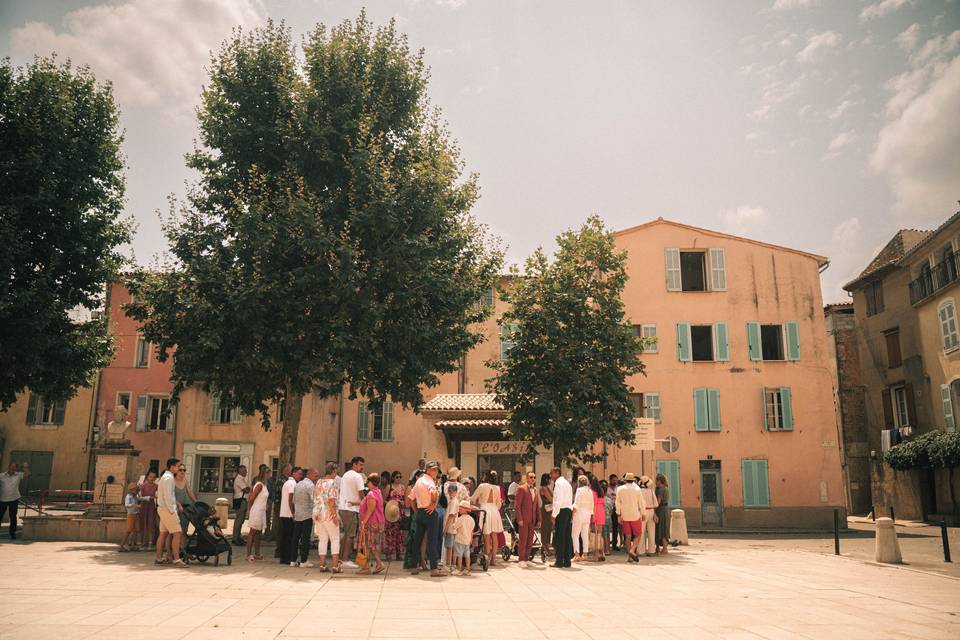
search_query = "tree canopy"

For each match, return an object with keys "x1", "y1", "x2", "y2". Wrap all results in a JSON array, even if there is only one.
[
  {"x1": 127, "y1": 15, "x2": 502, "y2": 465},
  {"x1": 487, "y1": 215, "x2": 645, "y2": 466},
  {"x1": 0, "y1": 56, "x2": 129, "y2": 408}
]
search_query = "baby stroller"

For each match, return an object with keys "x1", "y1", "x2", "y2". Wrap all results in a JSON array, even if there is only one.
[
  {"x1": 469, "y1": 507, "x2": 489, "y2": 571},
  {"x1": 182, "y1": 502, "x2": 233, "y2": 566},
  {"x1": 500, "y1": 505, "x2": 544, "y2": 563}
]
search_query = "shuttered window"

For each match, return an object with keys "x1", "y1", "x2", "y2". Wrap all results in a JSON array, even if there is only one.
[
  {"x1": 694, "y1": 387, "x2": 721, "y2": 431},
  {"x1": 714, "y1": 322, "x2": 729, "y2": 361},
  {"x1": 209, "y1": 394, "x2": 242, "y2": 424},
  {"x1": 135, "y1": 335, "x2": 151, "y2": 368},
  {"x1": 665, "y1": 248, "x2": 681, "y2": 291},
  {"x1": 643, "y1": 392, "x2": 661, "y2": 422},
  {"x1": 709, "y1": 248, "x2": 727, "y2": 291},
  {"x1": 499, "y1": 322, "x2": 518, "y2": 360},
  {"x1": 939, "y1": 300, "x2": 959, "y2": 351},
  {"x1": 742, "y1": 459, "x2": 770, "y2": 508},
  {"x1": 763, "y1": 387, "x2": 794, "y2": 431},
  {"x1": 26, "y1": 394, "x2": 66, "y2": 427},
  {"x1": 358, "y1": 400, "x2": 394, "y2": 442},
  {"x1": 677, "y1": 322, "x2": 692, "y2": 361},
  {"x1": 884, "y1": 329, "x2": 902, "y2": 369},
  {"x1": 942, "y1": 384, "x2": 956, "y2": 432},
  {"x1": 747, "y1": 321, "x2": 800, "y2": 361},
  {"x1": 655, "y1": 459, "x2": 681, "y2": 508},
  {"x1": 641, "y1": 324, "x2": 658, "y2": 353}
]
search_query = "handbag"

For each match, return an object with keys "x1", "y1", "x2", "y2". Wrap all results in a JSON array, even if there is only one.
[{"x1": 355, "y1": 529, "x2": 369, "y2": 569}]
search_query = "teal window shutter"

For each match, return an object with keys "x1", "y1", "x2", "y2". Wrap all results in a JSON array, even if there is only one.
[
  {"x1": 785, "y1": 321, "x2": 800, "y2": 361},
  {"x1": 26, "y1": 393, "x2": 38, "y2": 425},
  {"x1": 656, "y1": 460, "x2": 681, "y2": 508},
  {"x1": 694, "y1": 388, "x2": 709, "y2": 431},
  {"x1": 500, "y1": 322, "x2": 517, "y2": 360},
  {"x1": 779, "y1": 387, "x2": 793, "y2": 430},
  {"x1": 677, "y1": 322, "x2": 692, "y2": 362},
  {"x1": 942, "y1": 385, "x2": 956, "y2": 432},
  {"x1": 742, "y1": 460, "x2": 770, "y2": 508},
  {"x1": 209, "y1": 394, "x2": 220, "y2": 423},
  {"x1": 742, "y1": 460, "x2": 756, "y2": 507},
  {"x1": 382, "y1": 401, "x2": 394, "y2": 441},
  {"x1": 52, "y1": 399, "x2": 67, "y2": 425},
  {"x1": 761, "y1": 388, "x2": 769, "y2": 430},
  {"x1": 714, "y1": 322, "x2": 729, "y2": 361},
  {"x1": 747, "y1": 322, "x2": 762, "y2": 361},
  {"x1": 665, "y1": 248, "x2": 681, "y2": 291},
  {"x1": 707, "y1": 388, "x2": 721, "y2": 431},
  {"x1": 357, "y1": 401, "x2": 369, "y2": 441},
  {"x1": 137, "y1": 395, "x2": 148, "y2": 431},
  {"x1": 709, "y1": 248, "x2": 727, "y2": 291}
]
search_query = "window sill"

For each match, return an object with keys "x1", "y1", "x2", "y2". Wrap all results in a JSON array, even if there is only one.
[
  {"x1": 944, "y1": 345, "x2": 960, "y2": 356},
  {"x1": 29, "y1": 424, "x2": 60, "y2": 430},
  {"x1": 765, "y1": 428, "x2": 793, "y2": 432}
]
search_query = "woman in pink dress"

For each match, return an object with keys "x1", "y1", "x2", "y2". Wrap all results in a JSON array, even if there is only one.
[
  {"x1": 383, "y1": 470, "x2": 406, "y2": 560},
  {"x1": 138, "y1": 469, "x2": 158, "y2": 549},
  {"x1": 359, "y1": 474, "x2": 386, "y2": 574}
]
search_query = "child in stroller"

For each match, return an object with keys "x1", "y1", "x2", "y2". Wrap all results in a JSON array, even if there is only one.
[
  {"x1": 468, "y1": 506, "x2": 489, "y2": 571},
  {"x1": 182, "y1": 502, "x2": 233, "y2": 566}
]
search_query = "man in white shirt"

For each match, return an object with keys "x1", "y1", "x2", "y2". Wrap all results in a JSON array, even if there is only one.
[
  {"x1": 0, "y1": 461, "x2": 30, "y2": 540},
  {"x1": 550, "y1": 467, "x2": 574, "y2": 568},
  {"x1": 278, "y1": 466, "x2": 302, "y2": 565},
  {"x1": 638, "y1": 475, "x2": 659, "y2": 557},
  {"x1": 506, "y1": 471, "x2": 521, "y2": 504},
  {"x1": 155, "y1": 458, "x2": 187, "y2": 567},
  {"x1": 338, "y1": 456, "x2": 365, "y2": 562},
  {"x1": 409, "y1": 458, "x2": 426, "y2": 483},
  {"x1": 231, "y1": 465, "x2": 249, "y2": 545},
  {"x1": 615, "y1": 472, "x2": 646, "y2": 562}
]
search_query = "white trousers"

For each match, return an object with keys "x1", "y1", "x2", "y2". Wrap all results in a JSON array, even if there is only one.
[
  {"x1": 639, "y1": 514, "x2": 657, "y2": 554},
  {"x1": 572, "y1": 512, "x2": 592, "y2": 555},
  {"x1": 315, "y1": 518, "x2": 340, "y2": 555}
]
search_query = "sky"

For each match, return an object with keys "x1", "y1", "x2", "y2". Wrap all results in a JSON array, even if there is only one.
[{"x1": 1, "y1": 0, "x2": 958, "y2": 302}]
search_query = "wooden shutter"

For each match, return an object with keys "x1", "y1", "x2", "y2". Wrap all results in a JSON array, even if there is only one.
[
  {"x1": 761, "y1": 388, "x2": 769, "y2": 430},
  {"x1": 693, "y1": 388, "x2": 709, "y2": 431},
  {"x1": 709, "y1": 248, "x2": 727, "y2": 291},
  {"x1": 209, "y1": 394, "x2": 220, "y2": 423},
  {"x1": 881, "y1": 388, "x2": 894, "y2": 429},
  {"x1": 231, "y1": 405, "x2": 242, "y2": 424},
  {"x1": 499, "y1": 323, "x2": 516, "y2": 360},
  {"x1": 26, "y1": 393, "x2": 38, "y2": 425},
  {"x1": 747, "y1": 322, "x2": 761, "y2": 361},
  {"x1": 357, "y1": 401, "x2": 369, "y2": 441},
  {"x1": 665, "y1": 248, "x2": 681, "y2": 291},
  {"x1": 942, "y1": 384, "x2": 956, "y2": 432},
  {"x1": 382, "y1": 401, "x2": 394, "y2": 441},
  {"x1": 742, "y1": 459, "x2": 770, "y2": 508},
  {"x1": 785, "y1": 321, "x2": 800, "y2": 361},
  {"x1": 656, "y1": 459, "x2": 681, "y2": 508},
  {"x1": 707, "y1": 388, "x2": 721, "y2": 431},
  {"x1": 779, "y1": 387, "x2": 793, "y2": 431},
  {"x1": 136, "y1": 395, "x2": 147, "y2": 431},
  {"x1": 52, "y1": 399, "x2": 67, "y2": 425},
  {"x1": 676, "y1": 322, "x2": 692, "y2": 362},
  {"x1": 713, "y1": 322, "x2": 729, "y2": 361},
  {"x1": 168, "y1": 403, "x2": 177, "y2": 430},
  {"x1": 904, "y1": 383, "x2": 917, "y2": 427}
]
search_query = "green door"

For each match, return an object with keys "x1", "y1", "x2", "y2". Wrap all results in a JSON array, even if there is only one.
[{"x1": 10, "y1": 451, "x2": 53, "y2": 496}]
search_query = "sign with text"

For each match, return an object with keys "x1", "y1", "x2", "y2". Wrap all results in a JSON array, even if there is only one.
[
  {"x1": 477, "y1": 441, "x2": 528, "y2": 455},
  {"x1": 633, "y1": 418, "x2": 656, "y2": 450}
]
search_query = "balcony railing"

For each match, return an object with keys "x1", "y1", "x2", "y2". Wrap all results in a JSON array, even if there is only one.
[{"x1": 909, "y1": 252, "x2": 959, "y2": 304}]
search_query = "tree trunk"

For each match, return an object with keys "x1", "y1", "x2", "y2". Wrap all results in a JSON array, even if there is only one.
[{"x1": 266, "y1": 389, "x2": 304, "y2": 540}]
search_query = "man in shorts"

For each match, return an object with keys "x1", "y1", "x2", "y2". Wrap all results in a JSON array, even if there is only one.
[
  {"x1": 338, "y1": 456, "x2": 365, "y2": 563},
  {"x1": 615, "y1": 472, "x2": 645, "y2": 562},
  {"x1": 156, "y1": 458, "x2": 188, "y2": 567}
]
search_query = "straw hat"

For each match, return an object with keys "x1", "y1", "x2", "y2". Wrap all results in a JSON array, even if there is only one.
[
  {"x1": 457, "y1": 500, "x2": 476, "y2": 511},
  {"x1": 447, "y1": 466, "x2": 461, "y2": 480},
  {"x1": 622, "y1": 472, "x2": 636, "y2": 482},
  {"x1": 384, "y1": 499, "x2": 401, "y2": 523},
  {"x1": 639, "y1": 475, "x2": 651, "y2": 486}
]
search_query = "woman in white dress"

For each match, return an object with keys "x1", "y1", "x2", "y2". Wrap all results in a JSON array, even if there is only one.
[
  {"x1": 245, "y1": 466, "x2": 271, "y2": 562},
  {"x1": 471, "y1": 470, "x2": 504, "y2": 567},
  {"x1": 572, "y1": 475, "x2": 594, "y2": 562}
]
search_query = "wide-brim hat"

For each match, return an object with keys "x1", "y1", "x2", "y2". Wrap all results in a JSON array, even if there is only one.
[
  {"x1": 639, "y1": 475, "x2": 651, "y2": 486},
  {"x1": 457, "y1": 501, "x2": 476, "y2": 511},
  {"x1": 384, "y1": 499, "x2": 401, "y2": 523},
  {"x1": 623, "y1": 472, "x2": 636, "y2": 481},
  {"x1": 447, "y1": 466, "x2": 461, "y2": 480}
]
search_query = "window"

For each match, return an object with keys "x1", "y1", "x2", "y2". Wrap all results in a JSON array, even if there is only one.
[
  {"x1": 116, "y1": 392, "x2": 131, "y2": 411},
  {"x1": 893, "y1": 386, "x2": 909, "y2": 428},
  {"x1": 747, "y1": 321, "x2": 800, "y2": 361},
  {"x1": 481, "y1": 288, "x2": 495, "y2": 308},
  {"x1": 643, "y1": 392, "x2": 661, "y2": 422},
  {"x1": 640, "y1": 324, "x2": 658, "y2": 353},
  {"x1": 864, "y1": 281, "x2": 885, "y2": 316},
  {"x1": 763, "y1": 387, "x2": 794, "y2": 431},
  {"x1": 198, "y1": 455, "x2": 240, "y2": 494},
  {"x1": 26, "y1": 394, "x2": 66, "y2": 427},
  {"x1": 939, "y1": 300, "x2": 959, "y2": 351},
  {"x1": 209, "y1": 394, "x2": 242, "y2": 424},
  {"x1": 941, "y1": 383, "x2": 956, "y2": 433},
  {"x1": 357, "y1": 400, "x2": 394, "y2": 442},
  {"x1": 693, "y1": 387, "x2": 721, "y2": 432},
  {"x1": 629, "y1": 393, "x2": 644, "y2": 416},
  {"x1": 677, "y1": 323, "x2": 729, "y2": 362},
  {"x1": 884, "y1": 329, "x2": 902, "y2": 368},
  {"x1": 499, "y1": 322, "x2": 518, "y2": 360},
  {"x1": 147, "y1": 396, "x2": 170, "y2": 431},
  {"x1": 276, "y1": 396, "x2": 286, "y2": 424},
  {"x1": 742, "y1": 459, "x2": 770, "y2": 508},
  {"x1": 665, "y1": 248, "x2": 726, "y2": 292},
  {"x1": 134, "y1": 335, "x2": 150, "y2": 368}
]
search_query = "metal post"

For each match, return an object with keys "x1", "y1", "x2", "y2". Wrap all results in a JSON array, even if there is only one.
[
  {"x1": 942, "y1": 520, "x2": 952, "y2": 563},
  {"x1": 833, "y1": 509, "x2": 840, "y2": 555},
  {"x1": 889, "y1": 506, "x2": 895, "y2": 522}
]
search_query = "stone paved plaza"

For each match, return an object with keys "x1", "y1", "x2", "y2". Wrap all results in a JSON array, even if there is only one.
[{"x1": 0, "y1": 538, "x2": 957, "y2": 640}]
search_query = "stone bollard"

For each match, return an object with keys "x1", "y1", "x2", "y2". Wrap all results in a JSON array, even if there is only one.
[
  {"x1": 670, "y1": 508, "x2": 689, "y2": 545},
  {"x1": 215, "y1": 497, "x2": 230, "y2": 530},
  {"x1": 874, "y1": 517, "x2": 902, "y2": 564}
]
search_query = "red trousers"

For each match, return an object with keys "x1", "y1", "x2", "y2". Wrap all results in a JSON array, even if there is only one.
[{"x1": 517, "y1": 520, "x2": 535, "y2": 561}]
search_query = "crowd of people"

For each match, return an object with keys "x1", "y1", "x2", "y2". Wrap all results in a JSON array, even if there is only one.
[{"x1": 121, "y1": 455, "x2": 675, "y2": 573}]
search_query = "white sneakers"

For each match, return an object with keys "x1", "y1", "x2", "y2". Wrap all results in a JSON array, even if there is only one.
[
  {"x1": 289, "y1": 561, "x2": 299, "y2": 567},
  {"x1": 519, "y1": 561, "x2": 528, "y2": 568},
  {"x1": 300, "y1": 561, "x2": 314, "y2": 568}
]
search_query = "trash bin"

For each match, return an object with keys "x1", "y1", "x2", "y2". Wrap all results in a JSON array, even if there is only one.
[{"x1": 215, "y1": 497, "x2": 230, "y2": 529}]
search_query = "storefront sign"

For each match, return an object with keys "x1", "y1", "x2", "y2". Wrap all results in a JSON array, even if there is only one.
[
  {"x1": 633, "y1": 418, "x2": 656, "y2": 450},
  {"x1": 477, "y1": 440, "x2": 528, "y2": 454},
  {"x1": 196, "y1": 443, "x2": 242, "y2": 453}
]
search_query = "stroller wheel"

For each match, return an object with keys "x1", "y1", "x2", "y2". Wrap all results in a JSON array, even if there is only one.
[{"x1": 501, "y1": 546, "x2": 511, "y2": 562}]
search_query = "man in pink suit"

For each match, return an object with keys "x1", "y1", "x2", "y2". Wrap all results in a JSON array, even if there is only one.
[{"x1": 514, "y1": 470, "x2": 542, "y2": 567}]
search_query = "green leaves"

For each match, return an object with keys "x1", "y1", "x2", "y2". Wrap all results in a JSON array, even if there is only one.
[
  {"x1": 487, "y1": 215, "x2": 644, "y2": 465},
  {"x1": 884, "y1": 430, "x2": 960, "y2": 471},
  {"x1": 0, "y1": 56, "x2": 130, "y2": 408},
  {"x1": 128, "y1": 13, "x2": 502, "y2": 443}
]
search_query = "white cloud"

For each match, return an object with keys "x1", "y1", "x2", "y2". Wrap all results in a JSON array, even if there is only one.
[
  {"x1": 797, "y1": 31, "x2": 842, "y2": 63},
  {"x1": 896, "y1": 23, "x2": 921, "y2": 52},
  {"x1": 748, "y1": 104, "x2": 772, "y2": 120},
  {"x1": 10, "y1": 0, "x2": 265, "y2": 117},
  {"x1": 827, "y1": 99, "x2": 857, "y2": 119},
  {"x1": 771, "y1": 0, "x2": 818, "y2": 10},
  {"x1": 872, "y1": 54, "x2": 960, "y2": 220},
  {"x1": 824, "y1": 130, "x2": 857, "y2": 159},
  {"x1": 720, "y1": 205, "x2": 767, "y2": 236},
  {"x1": 745, "y1": 131, "x2": 760, "y2": 142},
  {"x1": 860, "y1": 0, "x2": 911, "y2": 21}
]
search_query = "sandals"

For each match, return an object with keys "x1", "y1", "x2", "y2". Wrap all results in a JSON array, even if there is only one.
[
  {"x1": 372, "y1": 565, "x2": 385, "y2": 575},
  {"x1": 247, "y1": 555, "x2": 256, "y2": 563},
  {"x1": 319, "y1": 565, "x2": 329, "y2": 573},
  {"x1": 331, "y1": 564, "x2": 342, "y2": 574}
]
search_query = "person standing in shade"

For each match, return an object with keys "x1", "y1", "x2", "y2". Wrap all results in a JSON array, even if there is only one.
[
  {"x1": 155, "y1": 458, "x2": 187, "y2": 567},
  {"x1": 278, "y1": 466, "x2": 301, "y2": 564},
  {"x1": 655, "y1": 473, "x2": 671, "y2": 555},
  {"x1": 539, "y1": 473, "x2": 553, "y2": 557},
  {"x1": 514, "y1": 470, "x2": 541, "y2": 567},
  {"x1": 638, "y1": 475, "x2": 659, "y2": 557},
  {"x1": 246, "y1": 466, "x2": 271, "y2": 562},
  {"x1": 550, "y1": 467, "x2": 574, "y2": 568},
  {"x1": 338, "y1": 456, "x2": 365, "y2": 564},
  {"x1": 0, "y1": 461, "x2": 30, "y2": 540},
  {"x1": 138, "y1": 469, "x2": 158, "y2": 550},
  {"x1": 291, "y1": 467, "x2": 318, "y2": 567},
  {"x1": 607, "y1": 475, "x2": 620, "y2": 551},
  {"x1": 571, "y1": 475, "x2": 594, "y2": 562},
  {"x1": 409, "y1": 458, "x2": 426, "y2": 483},
  {"x1": 231, "y1": 465, "x2": 249, "y2": 545},
  {"x1": 506, "y1": 471, "x2": 522, "y2": 505},
  {"x1": 314, "y1": 463, "x2": 342, "y2": 573},
  {"x1": 410, "y1": 461, "x2": 443, "y2": 577},
  {"x1": 359, "y1": 473, "x2": 386, "y2": 574},
  {"x1": 616, "y1": 472, "x2": 644, "y2": 562},
  {"x1": 174, "y1": 464, "x2": 197, "y2": 558}
]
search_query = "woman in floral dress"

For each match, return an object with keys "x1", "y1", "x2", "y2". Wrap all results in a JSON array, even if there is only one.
[
  {"x1": 139, "y1": 469, "x2": 158, "y2": 549},
  {"x1": 384, "y1": 470, "x2": 406, "y2": 561}
]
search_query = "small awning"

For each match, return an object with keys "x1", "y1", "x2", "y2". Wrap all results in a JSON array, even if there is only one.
[
  {"x1": 434, "y1": 418, "x2": 509, "y2": 430},
  {"x1": 420, "y1": 394, "x2": 504, "y2": 413}
]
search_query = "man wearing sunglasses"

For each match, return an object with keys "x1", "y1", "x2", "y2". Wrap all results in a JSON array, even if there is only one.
[{"x1": 514, "y1": 470, "x2": 541, "y2": 567}]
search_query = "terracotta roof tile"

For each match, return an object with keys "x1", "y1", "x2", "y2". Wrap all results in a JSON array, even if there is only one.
[
  {"x1": 434, "y1": 418, "x2": 510, "y2": 430},
  {"x1": 420, "y1": 394, "x2": 504, "y2": 412}
]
